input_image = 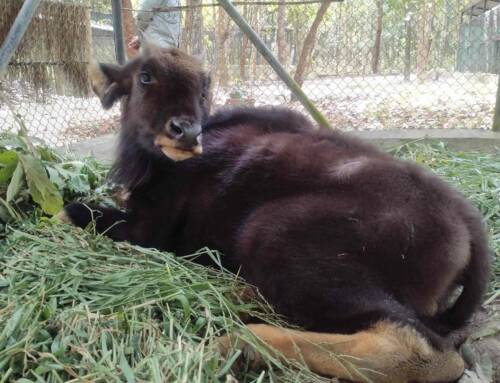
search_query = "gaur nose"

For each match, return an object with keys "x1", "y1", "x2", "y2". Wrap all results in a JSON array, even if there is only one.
[{"x1": 167, "y1": 117, "x2": 202, "y2": 147}]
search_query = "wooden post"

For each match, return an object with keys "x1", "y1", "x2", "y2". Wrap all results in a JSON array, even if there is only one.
[
  {"x1": 493, "y1": 74, "x2": 500, "y2": 132},
  {"x1": 217, "y1": 0, "x2": 333, "y2": 129},
  {"x1": 122, "y1": 0, "x2": 138, "y2": 59}
]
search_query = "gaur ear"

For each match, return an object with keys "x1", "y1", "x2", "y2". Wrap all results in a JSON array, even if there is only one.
[{"x1": 88, "y1": 60, "x2": 131, "y2": 109}]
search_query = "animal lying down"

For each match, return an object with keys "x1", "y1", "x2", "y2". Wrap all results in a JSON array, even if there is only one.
[{"x1": 59, "y1": 46, "x2": 491, "y2": 383}]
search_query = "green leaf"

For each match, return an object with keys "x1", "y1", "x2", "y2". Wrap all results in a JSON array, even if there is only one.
[
  {"x1": 42, "y1": 297, "x2": 57, "y2": 320},
  {"x1": 52, "y1": 163, "x2": 91, "y2": 194},
  {"x1": 6, "y1": 162, "x2": 24, "y2": 202},
  {"x1": 18, "y1": 154, "x2": 63, "y2": 215},
  {"x1": 70, "y1": 175, "x2": 91, "y2": 194},
  {"x1": 46, "y1": 166, "x2": 65, "y2": 190},
  {"x1": 38, "y1": 146, "x2": 62, "y2": 162},
  {"x1": 120, "y1": 353, "x2": 136, "y2": 383},
  {"x1": 50, "y1": 338, "x2": 65, "y2": 357},
  {"x1": 0, "y1": 204, "x2": 12, "y2": 223},
  {"x1": 0, "y1": 151, "x2": 18, "y2": 184},
  {"x1": 0, "y1": 197, "x2": 19, "y2": 221},
  {"x1": 0, "y1": 306, "x2": 24, "y2": 349},
  {"x1": 0, "y1": 134, "x2": 27, "y2": 151},
  {"x1": 175, "y1": 294, "x2": 192, "y2": 319},
  {"x1": 33, "y1": 361, "x2": 64, "y2": 375}
]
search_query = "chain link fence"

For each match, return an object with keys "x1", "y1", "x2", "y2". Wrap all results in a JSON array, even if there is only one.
[{"x1": 1, "y1": 0, "x2": 499, "y2": 147}]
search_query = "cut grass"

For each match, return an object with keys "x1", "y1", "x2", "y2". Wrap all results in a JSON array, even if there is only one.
[
  {"x1": 0, "y1": 143, "x2": 498, "y2": 382},
  {"x1": 0, "y1": 222, "x2": 327, "y2": 383}
]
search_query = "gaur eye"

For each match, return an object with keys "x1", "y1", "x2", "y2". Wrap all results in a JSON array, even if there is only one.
[{"x1": 139, "y1": 71, "x2": 153, "y2": 85}]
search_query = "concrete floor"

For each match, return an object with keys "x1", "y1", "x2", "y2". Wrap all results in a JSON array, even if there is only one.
[{"x1": 71, "y1": 129, "x2": 500, "y2": 163}]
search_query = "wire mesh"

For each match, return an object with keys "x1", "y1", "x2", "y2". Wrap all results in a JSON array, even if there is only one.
[{"x1": 0, "y1": 0, "x2": 499, "y2": 147}]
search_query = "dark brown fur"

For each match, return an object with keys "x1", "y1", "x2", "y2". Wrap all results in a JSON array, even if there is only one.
[{"x1": 63, "y1": 48, "x2": 491, "y2": 382}]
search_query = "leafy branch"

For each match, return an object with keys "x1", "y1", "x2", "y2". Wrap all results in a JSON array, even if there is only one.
[{"x1": 0, "y1": 130, "x2": 110, "y2": 226}]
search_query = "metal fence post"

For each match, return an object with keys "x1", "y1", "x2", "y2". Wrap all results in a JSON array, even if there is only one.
[
  {"x1": 493, "y1": 74, "x2": 500, "y2": 132},
  {"x1": 111, "y1": 0, "x2": 126, "y2": 65},
  {"x1": 217, "y1": 0, "x2": 332, "y2": 129},
  {"x1": 0, "y1": 0, "x2": 42, "y2": 79}
]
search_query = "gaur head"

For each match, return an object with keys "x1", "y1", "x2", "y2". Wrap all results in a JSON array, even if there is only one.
[{"x1": 89, "y1": 46, "x2": 211, "y2": 161}]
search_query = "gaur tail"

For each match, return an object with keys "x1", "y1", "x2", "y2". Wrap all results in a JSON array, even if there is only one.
[{"x1": 440, "y1": 218, "x2": 492, "y2": 330}]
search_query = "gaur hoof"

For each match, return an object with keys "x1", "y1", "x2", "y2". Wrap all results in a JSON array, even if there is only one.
[{"x1": 56, "y1": 203, "x2": 96, "y2": 229}]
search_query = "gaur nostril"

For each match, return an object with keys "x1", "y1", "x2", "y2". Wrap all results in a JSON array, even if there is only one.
[{"x1": 168, "y1": 121, "x2": 184, "y2": 138}]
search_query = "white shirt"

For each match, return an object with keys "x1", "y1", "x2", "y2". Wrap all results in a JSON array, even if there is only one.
[{"x1": 137, "y1": 0, "x2": 181, "y2": 48}]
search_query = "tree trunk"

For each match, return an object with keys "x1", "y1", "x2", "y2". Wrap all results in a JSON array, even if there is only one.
[
  {"x1": 416, "y1": 0, "x2": 435, "y2": 82},
  {"x1": 121, "y1": 0, "x2": 137, "y2": 59},
  {"x1": 277, "y1": 0, "x2": 287, "y2": 65},
  {"x1": 216, "y1": 6, "x2": 230, "y2": 87},
  {"x1": 239, "y1": 5, "x2": 250, "y2": 80},
  {"x1": 181, "y1": 0, "x2": 193, "y2": 51},
  {"x1": 404, "y1": 4, "x2": 412, "y2": 81},
  {"x1": 81, "y1": 6, "x2": 93, "y2": 95},
  {"x1": 240, "y1": 33, "x2": 249, "y2": 80},
  {"x1": 183, "y1": 0, "x2": 204, "y2": 56},
  {"x1": 292, "y1": 16, "x2": 302, "y2": 66},
  {"x1": 371, "y1": 0, "x2": 383, "y2": 74},
  {"x1": 439, "y1": 0, "x2": 451, "y2": 68},
  {"x1": 493, "y1": 74, "x2": 500, "y2": 131},
  {"x1": 346, "y1": 2, "x2": 353, "y2": 72},
  {"x1": 192, "y1": 0, "x2": 204, "y2": 56},
  {"x1": 293, "y1": 0, "x2": 332, "y2": 87},
  {"x1": 335, "y1": 3, "x2": 342, "y2": 75},
  {"x1": 252, "y1": 6, "x2": 261, "y2": 80}
]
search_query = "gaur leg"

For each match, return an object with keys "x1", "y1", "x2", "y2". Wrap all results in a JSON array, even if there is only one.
[
  {"x1": 238, "y1": 229, "x2": 447, "y2": 349},
  {"x1": 243, "y1": 262, "x2": 447, "y2": 351},
  {"x1": 57, "y1": 202, "x2": 131, "y2": 241},
  {"x1": 236, "y1": 197, "x2": 451, "y2": 348},
  {"x1": 218, "y1": 321, "x2": 464, "y2": 383}
]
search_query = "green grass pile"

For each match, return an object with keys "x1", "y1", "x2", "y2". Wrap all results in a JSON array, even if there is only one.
[
  {"x1": 0, "y1": 143, "x2": 498, "y2": 382},
  {"x1": 0, "y1": 222, "x2": 328, "y2": 382}
]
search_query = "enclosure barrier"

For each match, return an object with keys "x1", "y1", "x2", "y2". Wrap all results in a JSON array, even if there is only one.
[
  {"x1": 218, "y1": 0, "x2": 332, "y2": 128},
  {"x1": 111, "y1": 0, "x2": 126, "y2": 64},
  {"x1": 1, "y1": 0, "x2": 499, "y2": 146}
]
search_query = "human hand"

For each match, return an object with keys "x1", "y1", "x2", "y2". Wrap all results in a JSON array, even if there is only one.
[{"x1": 129, "y1": 36, "x2": 140, "y2": 50}]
